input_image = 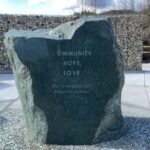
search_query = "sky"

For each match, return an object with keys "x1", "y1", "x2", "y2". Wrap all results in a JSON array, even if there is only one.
[
  {"x1": 0, "y1": 0, "x2": 147, "y2": 15},
  {"x1": 0, "y1": 0, "x2": 77, "y2": 15}
]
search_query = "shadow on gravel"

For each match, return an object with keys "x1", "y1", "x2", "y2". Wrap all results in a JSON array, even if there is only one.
[
  {"x1": 0, "y1": 116, "x2": 9, "y2": 125},
  {"x1": 0, "y1": 112, "x2": 150, "y2": 149},
  {"x1": 94, "y1": 117, "x2": 150, "y2": 150}
]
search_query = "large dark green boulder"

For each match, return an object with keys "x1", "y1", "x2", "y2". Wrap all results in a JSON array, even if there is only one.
[{"x1": 4, "y1": 16, "x2": 124, "y2": 145}]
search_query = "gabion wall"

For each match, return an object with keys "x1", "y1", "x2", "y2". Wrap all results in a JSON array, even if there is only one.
[
  {"x1": 111, "y1": 16, "x2": 143, "y2": 70},
  {"x1": 0, "y1": 14, "x2": 143, "y2": 71}
]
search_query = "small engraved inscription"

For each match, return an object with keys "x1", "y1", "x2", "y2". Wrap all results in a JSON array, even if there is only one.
[
  {"x1": 56, "y1": 50, "x2": 92, "y2": 76},
  {"x1": 52, "y1": 84, "x2": 92, "y2": 94},
  {"x1": 52, "y1": 49, "x2": 93, "y2": 94}
]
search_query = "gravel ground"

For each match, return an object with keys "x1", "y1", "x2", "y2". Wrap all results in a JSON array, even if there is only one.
[{"x1": 0, "y1": 105, "x2": 150, "y2": 150}]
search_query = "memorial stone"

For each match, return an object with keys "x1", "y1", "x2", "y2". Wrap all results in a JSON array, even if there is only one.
[{"x1": 4, "y1": 16, "x2": 124, "y2": 145}]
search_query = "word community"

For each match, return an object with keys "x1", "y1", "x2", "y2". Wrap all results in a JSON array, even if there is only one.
[{"x1": 57, "y1": 50, "x2": 92, "y2": 57}]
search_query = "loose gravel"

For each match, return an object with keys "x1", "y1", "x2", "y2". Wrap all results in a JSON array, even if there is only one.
[{"x1": 0, "y1": 107, "x2": 150, "y2": 150}]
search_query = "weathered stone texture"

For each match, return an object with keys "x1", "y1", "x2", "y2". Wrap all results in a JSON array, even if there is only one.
[{"x1": 0, "y1": 14, "x2": 143, "y2": 71}]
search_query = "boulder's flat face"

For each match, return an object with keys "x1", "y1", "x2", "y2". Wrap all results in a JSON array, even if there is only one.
[{"x1": 4, "y1": 17, "x2": 124, "y2": 145}]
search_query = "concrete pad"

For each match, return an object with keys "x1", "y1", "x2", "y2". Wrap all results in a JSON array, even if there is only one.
[
  {"x1": 145, "y1": 87, "x2": 150, "y2": 107},
  {"x1": 142, "y1": 63, "x2": 150, "y2": 71},
  {"x1": 144, "y1": 72, "x2": 150, "y2": 86},
  {"x1": 0, "y1": 73, "x2": 150, "y2": 118},
  {"x1": 122, "y1": 86, "x2": 150, "y2": 118},
  {"x1": 124, "y1": 71, "x2": 145, "y2": 86},
  {"x1": 0, "y1": 74, "x2": 14, "y2": 81},
  {"x1": 0, "y1": 74, "x2": 18, "y2": 101}
]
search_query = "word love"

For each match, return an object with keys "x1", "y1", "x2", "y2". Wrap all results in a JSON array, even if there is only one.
[{"x1": 63, "y1": 70, "x2": 80, "y2": 76}]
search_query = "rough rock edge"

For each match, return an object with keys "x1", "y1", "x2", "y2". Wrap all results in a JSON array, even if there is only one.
[
  {"x1": 4, "y1": 37, "x2": 48, "y2": 143},
  {"x1": 92, "y1": 19, "x2": 125, "y2": 143},
  {"x1": 5, "y1": 16, "x2": 109, "y2": 40}
]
